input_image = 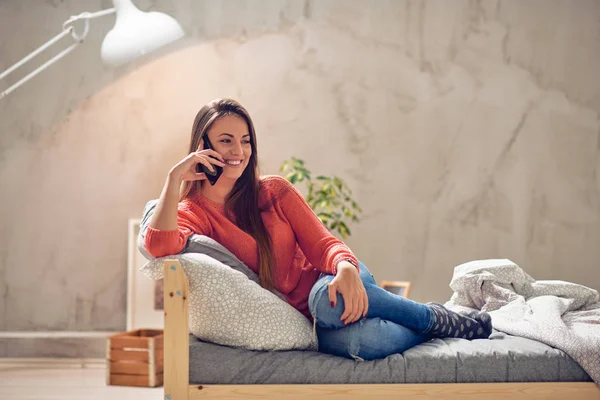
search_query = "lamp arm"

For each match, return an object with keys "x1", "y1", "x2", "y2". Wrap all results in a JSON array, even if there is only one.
[{"x1": 0, "y1": 8, "x2": 116, "y2": 100}]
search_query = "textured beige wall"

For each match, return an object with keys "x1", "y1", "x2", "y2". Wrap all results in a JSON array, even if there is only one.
[{"x1": 0, "y1": 0, "x2": 599, "y2": 354}]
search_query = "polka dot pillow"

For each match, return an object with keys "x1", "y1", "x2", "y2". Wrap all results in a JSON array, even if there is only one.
[{"x1": 140, "y1": 253, "x2": 318, "y2": 351}]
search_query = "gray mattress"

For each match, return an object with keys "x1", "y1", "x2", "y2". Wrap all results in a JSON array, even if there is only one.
[{"x1": 189, "y1": 330, "x2": 592, "y2": 384}]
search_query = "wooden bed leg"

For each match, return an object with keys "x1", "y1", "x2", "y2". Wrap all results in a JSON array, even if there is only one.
[{"x1": 164, "y1": 259, "x2": 190, "y2": 400}]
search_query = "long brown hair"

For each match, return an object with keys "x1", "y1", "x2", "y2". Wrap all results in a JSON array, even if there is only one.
[{"x1": 180, "y1": 99, "x2": 274, "y2": 290}]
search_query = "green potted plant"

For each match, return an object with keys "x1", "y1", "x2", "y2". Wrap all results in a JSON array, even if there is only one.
[{"x1": 279, "y1": 157, "x2": 363, "y2": 240}]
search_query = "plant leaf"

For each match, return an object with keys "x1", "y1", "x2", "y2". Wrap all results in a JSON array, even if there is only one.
[
  {"x1": 318, "y1": 212, "x2": 332, "y2": 223},
  {"x1": 279, "y1": 157, "x2": 362, "y2": 239},
  {"x1": 339, "y1": 221, "x2": 350, "y2": 239}
]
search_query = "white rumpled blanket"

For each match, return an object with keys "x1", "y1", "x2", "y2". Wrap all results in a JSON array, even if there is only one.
[{"x1": 444, "y1": 259, "x2": 600, "y2": 385}]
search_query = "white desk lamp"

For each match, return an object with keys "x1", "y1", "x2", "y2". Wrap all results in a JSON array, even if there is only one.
[{"x1": 0, "y1": 0, "x2": 184, "y2": 100}]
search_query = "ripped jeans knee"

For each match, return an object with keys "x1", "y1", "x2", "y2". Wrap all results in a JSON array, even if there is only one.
[
  {"x1": 308, "y1": 261, "x2": 375, "y2": 330},
  {"x1": 309, "y1": 275, "x2": 347, "y2": 330}
]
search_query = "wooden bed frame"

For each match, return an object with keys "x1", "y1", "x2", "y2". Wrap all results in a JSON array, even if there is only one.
[{"x1": 162, "y1": 259, "x2": 600, "y2": 400}]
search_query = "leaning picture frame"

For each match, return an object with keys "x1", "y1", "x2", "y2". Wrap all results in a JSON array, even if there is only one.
[
  {"x1": 126, "y1": 218, "x2": 164, "y2": 330},
  {"x1": 379, "y1": 280, "x2": 412, "y2": 298}
]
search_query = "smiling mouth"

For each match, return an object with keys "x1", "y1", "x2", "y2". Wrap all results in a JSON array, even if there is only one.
[{"x1": 225, "y1": 160, "x2": 243, "y2": 166}]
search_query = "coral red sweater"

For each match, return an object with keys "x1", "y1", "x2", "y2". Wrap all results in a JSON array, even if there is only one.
[{"x1": 143, "y1": 175, "x2": 359, "y2": 320}]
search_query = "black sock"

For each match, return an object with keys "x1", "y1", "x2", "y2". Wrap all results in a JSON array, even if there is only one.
[
  {"x1": 426, "y1": 302, "x2": 492, "y2": 340},
  {"x1": 466, "y1": 310, "x2": 493, "y2": 337}
]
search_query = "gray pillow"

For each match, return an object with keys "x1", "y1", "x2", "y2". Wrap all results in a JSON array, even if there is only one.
[
  {"x1": 140, "y1": 253, "x2": 318, "y2": 351},
  {"x1": 137, "y1": 199, "x2": 287, "y2": 302}
]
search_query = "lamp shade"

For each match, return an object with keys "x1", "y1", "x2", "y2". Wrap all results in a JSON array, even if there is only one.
[{"x1": 101, "y1": 0, "x2": 184, "y2": 66}]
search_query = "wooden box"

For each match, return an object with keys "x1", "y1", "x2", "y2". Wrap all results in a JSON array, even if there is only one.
[{"x1": 106, "y1": 329, "x2": 164, "y2": 387}]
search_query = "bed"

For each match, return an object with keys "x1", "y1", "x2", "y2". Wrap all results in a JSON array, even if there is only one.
[{"x1": 161, "y1": 258, "x2": 600, "y2": 399}]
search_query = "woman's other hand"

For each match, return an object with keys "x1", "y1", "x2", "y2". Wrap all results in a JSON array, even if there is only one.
[{"x1": 328, "y1": 261, "x2": 368, "y2": 325}]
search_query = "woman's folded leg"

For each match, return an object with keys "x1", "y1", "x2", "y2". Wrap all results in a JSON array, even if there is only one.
[
  {"x1": 309, "y1": 261, "x2": 432, "y2": 331},
  {"x1": 309, "y1": 261, "x2": 492, "y2": 340}
]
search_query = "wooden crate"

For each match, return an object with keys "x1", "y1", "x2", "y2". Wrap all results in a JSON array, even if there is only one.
[{"x1": 106, "y1": 329, "x2": 164, "y2": 387}]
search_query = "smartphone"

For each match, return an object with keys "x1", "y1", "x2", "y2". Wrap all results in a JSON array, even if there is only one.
[{"x1": 196, "y1": 136, "x2": 223, "y2": 186}]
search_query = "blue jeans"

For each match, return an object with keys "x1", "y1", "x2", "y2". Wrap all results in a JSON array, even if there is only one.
[{"x1": 308, "y1": 261, "x2": 433, "y2": 360}]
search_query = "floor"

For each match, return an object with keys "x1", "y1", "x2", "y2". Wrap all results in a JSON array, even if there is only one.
[{"x1": 0, "y1": 359, "x2": 163, "y2": 400}]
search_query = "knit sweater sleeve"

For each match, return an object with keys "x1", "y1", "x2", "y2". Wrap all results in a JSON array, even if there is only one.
[
  {"x1": 268, "y1": 176, "x2": 359, "y2": 275},
  {"x1": 143, "y1": 201, "x2": 210, "y2": 258}
]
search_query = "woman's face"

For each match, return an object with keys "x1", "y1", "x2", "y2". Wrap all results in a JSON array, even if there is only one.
[{"x1": 202, "y1": 115, "x2": 253, "y2": 181}]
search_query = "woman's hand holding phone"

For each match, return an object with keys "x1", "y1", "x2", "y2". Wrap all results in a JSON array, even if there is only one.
[
  {"x1": 168, "y1": 138, "x2": 226, "y2": 183},
  {"x1": 197, "y1": 136, "x2": 225, "y2": 185}
]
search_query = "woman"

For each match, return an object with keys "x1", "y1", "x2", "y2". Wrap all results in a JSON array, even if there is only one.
[{"x1": 144, "y1": 98, "x2": 492, "y2": 361}]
